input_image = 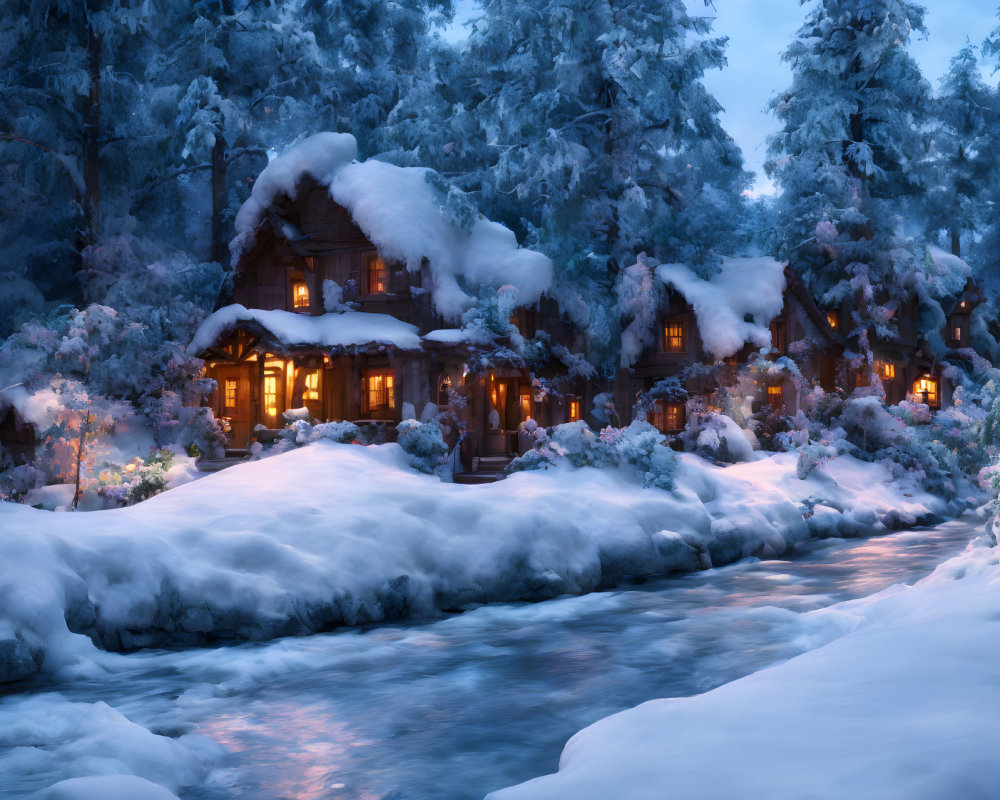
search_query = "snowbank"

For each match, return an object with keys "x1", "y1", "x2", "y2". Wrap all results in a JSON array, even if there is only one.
[
  {"x1": 0, "y1": 443, "x2": 950, "y2": 684},
  {"x1": 657, "y1": 257, "x2": 787, "y2": 359},
  {"x1": 188, "y1": 304, "x2": 422, "y2": 355},
  {"x1": 488, "y1": 537, "x2": 1000, "y2": 800},
  {"x1": 230, "y1": 132, "x2": 553, "y2": 321}
]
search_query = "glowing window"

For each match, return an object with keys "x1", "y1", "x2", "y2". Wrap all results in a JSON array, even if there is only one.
[
  {"x1": 568, "y1": 399, "x2": 581, "y2": 422},
  {"x1": 767, "y1": 385, "x2": 783, "y2": 409},
  {"x1": 292, "y1": 282, "x2": 309, "y2": 309},
  {"x1": 953, "y1": 325, "x2": 963, "y2": 342},
  {"x1": 664, "y1": 320, "x2": 685, "y2": 353},
  {"x1": 264, "y1": 376, "x2": 279, "y2": 418},
  {"x1": 363, "y1": 371, "x2": 395, "y2": 416},
  {"x1": 303, "y1": 370, "x2": 320, "y2": 401},
  {"x1": 649, "y1": 400, "x2": 685, "y2": 432},
  {"x1": 913, "y1": 375, "x2": 939, "y2": 408},
  {"x1": 224, "y1": 379, "x2": 238, "y2": 410},
  {"x1": 878, "y1": 362, "x2": 896, "y2": 380},
  {"x1": 826, "y1": 310, "x2": 839, "y2": 330},
  {"x1": 366, "y1": 256, "x2": 387, "y2": 294},
  {"x1": 520, "y1": 389, "x2": 532, "y2": 421}
]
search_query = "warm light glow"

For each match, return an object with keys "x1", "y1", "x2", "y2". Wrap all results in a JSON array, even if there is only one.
[
  {"x1": 264, "y1": 376, "x2": 279, "y2": 417},
  {"x1": 649, "y1": 400, "x2": 684, "y2": 432},
  {"x1": 519, "y1": 390, "x2": 531, "y2": 420},
  {"x1": 913, "y1": 375, "x2": 939, "y2": 407},
  {"x1": 224, "y1": 378, "x2": 238, "y2": 410},
  {"x1": 366, "y1": 256, "x2": 387, "y2": 294},
  {"x1": 826, "y1": 310, "x2": 839, "y2": 330},
  {"x1": 363, "y1": 371, "x2": 395, "y2": 415},
  {"x1": 293, "y1": 282, "x2": 309, "y2": 308},
  {"x1": 877, "y1": 362, "x2": 896, "y2": 380},
  {"x1": 664, "y1": 320, "x2": 685, "y2": 353},
  {"x1": 960, "y1": 300, "x2": 968, "y2": 309},
  {"x1": 303, "y1": 370, "x2": 320, "y2": 401},
  {"x1": 568, "y1": 399, "x2": 581, "y2": 422},
  {"x1": 767, "y1": 385, "x2": 783, "y2": 409}
]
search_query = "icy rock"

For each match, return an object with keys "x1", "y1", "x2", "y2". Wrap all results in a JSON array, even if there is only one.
[
  {"x1": 0, "y1": 631, "x2": 44, "y2": 683},
  {"x1": 34, "y1": 776, "x2": 180, "y2": 800}
]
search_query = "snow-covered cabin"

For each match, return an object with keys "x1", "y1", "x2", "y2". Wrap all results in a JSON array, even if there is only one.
[
  {"x1": 614, "y1": 258, "x2": 845, "y2": 433},
  {"x1": 190, "y1": 133, "x2": 555, "y2": 464}
]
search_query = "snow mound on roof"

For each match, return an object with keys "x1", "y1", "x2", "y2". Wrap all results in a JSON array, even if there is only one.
[
  {"x1": 656, "y1": 257, "x2": 787, "y2": 360},
  {"x1": 230, "y1": 133, "x2": 553, "y2": 321},
  {"x1": 188, "y1": 304, "x2": 422, "y2": 355},
  {"x1": 923, "y1": 245, "x2": 972, "y2": 299}
]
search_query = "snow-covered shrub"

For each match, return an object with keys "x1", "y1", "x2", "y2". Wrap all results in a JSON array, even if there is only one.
[
  {"x1": 395, "y1": 419, "x2": 449, "y2": 474},
  {"x1": 0, "y1": 464, "x2": 45, "y2": 503},
  {"x1": 795, "y1": 442, "x2": 836, "y2": 480},
  {"x1": 95, "y1": 450, "x2": 174, "y2": 507},
  {"x1": 694, "y1": 413, "x2": 756, "y2": 463},
  {"x1": 275, "y1": 419, "x2": 362, "y2": 451},
  {"x1": 507, "y1": 420, "x2": 679, "y2": 490},
  {"x1": 748, "y1": 404, "x2": 791, "y2": 452}
]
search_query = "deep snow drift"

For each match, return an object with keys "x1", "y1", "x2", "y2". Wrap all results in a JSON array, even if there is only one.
[
  {"x1": 488, "y1": 536, "x2": 1000, "y2": 800},
  {"x1": 0, "y1": 440, "x2": 955, "y2": 684}
]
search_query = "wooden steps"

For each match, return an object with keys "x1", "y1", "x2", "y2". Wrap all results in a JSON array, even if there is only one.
[{"x1": 453, "y1": 455, "x2": 515, "y2": 485}]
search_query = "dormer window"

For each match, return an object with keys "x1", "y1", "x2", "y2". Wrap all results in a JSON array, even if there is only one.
[
  {"x1": 664, "y1": 319, "x2": 686, "y2": 353},
  {"x1": 366, "y1": 256, "x2": 387, "y2": 294},
  {"x1": 292, "y1": 282, "x2": 309, "y2": 309}
]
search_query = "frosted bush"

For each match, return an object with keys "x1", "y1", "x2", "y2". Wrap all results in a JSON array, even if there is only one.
[
  {"x1": 395, "y1": 419, "x2": 449, "y2": 474},
  {"x1": 695, "y1": 413, "x2": 755, "y2": 463},
  {"x1": 507, "y1": 420, "x2": 678, "y2": 490},
  {"x1": 277, "y1": 419, "x2": 362, "y2": 450}
]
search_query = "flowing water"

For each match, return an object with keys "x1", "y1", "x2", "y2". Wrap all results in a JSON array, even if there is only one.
[{"x1": 2, "y1": 519, "x2": 981, "y2": 799}]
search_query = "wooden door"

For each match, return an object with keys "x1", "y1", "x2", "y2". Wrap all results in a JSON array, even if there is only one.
[{"x1": 215, "y1": 365, "x2": 251, "y2": 447}]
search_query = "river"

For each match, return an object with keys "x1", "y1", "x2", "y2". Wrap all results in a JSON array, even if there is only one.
[{"x1": 1, "y1": 519, "x2": 980, "y2": 799}]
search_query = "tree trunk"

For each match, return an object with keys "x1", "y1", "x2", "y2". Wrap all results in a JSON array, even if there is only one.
[
  {"x1": 81, "y1": 26, "x2": 101, "y2": 259},
  {"x1": 211, "y1": 137, "x2": 229, "y2": 267}
]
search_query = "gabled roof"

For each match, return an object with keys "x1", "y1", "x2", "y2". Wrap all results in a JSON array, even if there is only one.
[{"x1": 229, "y1": 133, "x2": 553, "y2": 322}]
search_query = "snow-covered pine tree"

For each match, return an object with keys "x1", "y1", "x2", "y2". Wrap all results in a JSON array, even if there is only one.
[
  {"x1": 914, "y1": 45, "x2": 999, "y2": 260},
  {"x1": 766, "y1": 0, "x2": 931, "y2": 362},
  {"x1": 440, "y1": 0, "x2": 748, "y2": 375}
]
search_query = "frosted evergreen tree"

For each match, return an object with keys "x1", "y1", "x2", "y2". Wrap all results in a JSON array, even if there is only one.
[
  {"x1": 766, "y1": 0, "x2": 930, "y2": 360},
  {"x1": 915, "y1": 45, "x2": 999, "y2": 260},
  {"x1": 440, "y1": 0, "x2": 749, "y2": 375}
]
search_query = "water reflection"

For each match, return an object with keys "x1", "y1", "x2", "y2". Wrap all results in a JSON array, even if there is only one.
[{"x1": 15, "y1": 521, "x2": 980, "y2": 800}]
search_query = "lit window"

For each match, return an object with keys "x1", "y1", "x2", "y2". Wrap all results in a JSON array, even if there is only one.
[
  {"x1": 568, "y1": 399, "x2": 581, "y2": 422},
  {"x1": 664, "y1": 320, "x2": 685, "y2": 353},
  {"x1": 826, "y1": 310, "x2": 839, "y2": 330},
  {"x1": 520, "y1": 389, "x2": 532, "y2": 421},
  {"x1": 878, "y1": 362, "x2": 896, "y2": 380},
  {"x1": 363, "y1": 371, "x2": 395, "y2": 417},
  {"x1": 366, "y1": 256, "x2": 387, "y2": 294},
  {"x1": 767, "y1": 385, "x2": 783, "y2": 409},
  {"x1": 953, "y1": 325, "x2": 963, "y2": 343},
  {"x1": 292, "y1": 282, "x2": 309, "y2": 309},
  {"x1": 913, "y1": 375, "x2": 939, "y2": 408},
  {"x1": 264, "y1": 376, "x2": 279, "y2": 418},
  {"x1": 648, "y1": 400, "x2": 685, "y2": 432},
  {"x1": 303, "y1": 370, "x2": 320, "y2": 401},
  {"x1": 224, "y1": 379, "x2": 238, "y2": 410}
]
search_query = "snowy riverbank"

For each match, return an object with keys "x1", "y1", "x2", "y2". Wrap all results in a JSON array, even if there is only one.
[
  {"x1": 488, "y1": 532, "x2": 1000, "y2": 800},
  {"x1": 0, "y1": 440, "x2": 969, "y2": 684}
]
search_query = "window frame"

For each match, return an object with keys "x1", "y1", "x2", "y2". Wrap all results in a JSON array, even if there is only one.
[
  {"x1": 362, "y1": 369, "x2": 396, "y2": 418},
  {"x1": 365, "y1": 255, "x2": 388, "y2": 295},
  {"x1": 663, "y1": 318, "x2": 686, "y2": 354}
]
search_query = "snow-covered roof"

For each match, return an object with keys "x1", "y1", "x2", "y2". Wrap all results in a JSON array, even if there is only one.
[
  {"x1": 230, "y1": 133, "x2": 553, "y2": 321},
  {"x1": 188, "y1": 305, "x2": 423, "y2": 355},
  {"x1": 656, "y1": 257, "x2": 787, "y2": 360}
]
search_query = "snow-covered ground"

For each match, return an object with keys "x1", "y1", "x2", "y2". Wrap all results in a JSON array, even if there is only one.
[
  {"x1": 489, "y1": 535, "x2": 1000, "y2": 800},
  {"x1": 0, "y1": 441, "x2": 962, "y2": 685}
]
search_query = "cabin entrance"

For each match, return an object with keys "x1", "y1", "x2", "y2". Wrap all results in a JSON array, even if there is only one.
[
  {"x1": 484, "y1": 372, "x2": 530, "y2": 455},
  {"x1": 214, "y1": 365, "x2": 252, "y2": 447}
]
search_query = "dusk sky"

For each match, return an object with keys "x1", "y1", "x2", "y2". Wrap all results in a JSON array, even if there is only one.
[{"x1": 449, "y1": 1, "x2": 1000, "y2": 194}]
